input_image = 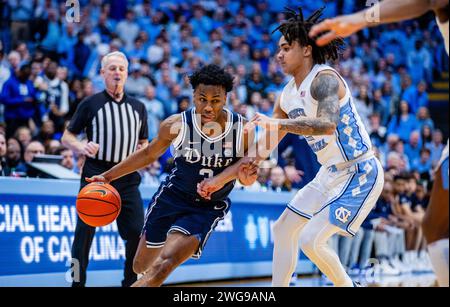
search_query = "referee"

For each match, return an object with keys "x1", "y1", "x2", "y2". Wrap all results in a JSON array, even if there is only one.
[{"x1": 62, "y1": 51, "x2": 148, "y2": 287}]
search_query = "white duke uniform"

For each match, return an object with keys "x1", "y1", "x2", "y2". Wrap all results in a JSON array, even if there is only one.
[{"x1": 280, "y1": 64, "x2": 384, "y2": 236}]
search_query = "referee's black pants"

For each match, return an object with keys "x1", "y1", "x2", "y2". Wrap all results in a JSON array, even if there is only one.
[{"x1": 71, "y1": 159, "x2": 144, "y2": 287}]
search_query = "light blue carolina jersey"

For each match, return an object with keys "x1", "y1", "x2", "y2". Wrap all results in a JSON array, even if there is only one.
[{"x1": 280, "y1": 64, "x2": 372, "y2": 167}]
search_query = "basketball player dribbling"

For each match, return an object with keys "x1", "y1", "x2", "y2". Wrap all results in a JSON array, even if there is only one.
[
  {"x1": 86, "y1": 64, "x2": 256, "y2": 286},
  {"x1": 309, "y1": 0, "x2": 449, "y2": 287}
]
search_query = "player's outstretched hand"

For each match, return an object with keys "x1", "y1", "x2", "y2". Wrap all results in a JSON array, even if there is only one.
[
  {"x1": 197, "y1": 178, "x2": 224, "y2": 200},
  {"x1": 85, "y1": 174, "x2": 109, "y2": 184},
  {"x1": 284, "y1": 165, "x2": 304, "y2": 184},
  {"x1": 238, "y1": 158, "x2": 258, "y2": 186},
  {"x1": 243, "y1": 119, "x2": 256, "y2": 135},
  {"x1": 249, "y1": 112, "x2": 280, "y2": 131},
  {"x1": 309, "y1": 14, "x2": 365, "y2": 46}
]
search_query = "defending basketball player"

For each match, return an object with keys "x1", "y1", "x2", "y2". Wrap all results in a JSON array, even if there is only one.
[
  {"x1": 308, "y1": 0, "x2": 449, "y2": 287},
  {"x1": 198, "y1": 7, "x2": 385, "y2": 287},
  {"x1": 86, "y1": 64, "x2": 255, "y2": 287}
]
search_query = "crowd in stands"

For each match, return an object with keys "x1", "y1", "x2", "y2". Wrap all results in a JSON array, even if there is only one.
[{"x1": 0, "y1": 0, "x2": 448, "y2": 279}]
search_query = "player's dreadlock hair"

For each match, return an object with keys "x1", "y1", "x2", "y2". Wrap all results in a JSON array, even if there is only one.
[
  {"x1": 273, "y1": 6, "x2": 345, "y2": 64},
  {"x1": 189, "y1": 64, "x2": 234, "y2": 93}
]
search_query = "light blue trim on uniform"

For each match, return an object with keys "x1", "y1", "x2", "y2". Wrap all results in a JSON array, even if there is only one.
[
  {"x1": 337, "y1": 99, "x2": 369, "y2": 160},
  {"x1": 327, "y1": 158, "x2": 378, "y2": 236},
  {"x1": 441, "y1": 157, "x2": 449, "y2": 190},
  {"x1": 346, "y1": 159, "x2": 379, "y2": 236},
  {"x1": 286, "y1": 204, "x2": 313, "y2": 220},
  {"x1": 335, "y1": 130, "x2": 349, "y2": 162},
  {"x1": 348, "y1": 99, "x2": 371, "y2": 151}
]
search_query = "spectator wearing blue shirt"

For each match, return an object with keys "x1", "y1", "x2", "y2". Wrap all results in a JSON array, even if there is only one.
[
  {"x1": 190, "y1": 37, "x2": 208, "y2": 63},
  {"x1": 140, "y1": 10, "x2": 163, "y2": 45},
  {"x1": 426, "y1": 129, "x2": 444, "y2": 168},
  {"x1": 10, "y1": 0, "x2": 33, "y2": 46},
  {"x1": 381, "y1": 81, "x2": 400, "y2": 124},
  {"x1": 401, "y1": 25, "x2": 420, "y2": 54},
  {"x1": 258, "y1": 97, "x2": 273, "y2": 117},
  {"x1": 368, "y1": 113, "x2": 387, "y2": 149},
  {"x1": 387, "y1": 100, "x2": 419, "y2": 143},
  {"x1": 140, "y1": 85, "x2": 164, "y2": 141},
  {"x1": 248, "y1": 15, "x2": 265, "y2": 44},
  {"x1": 394, "y1": 139, "x2": 411, "y2": 172},
  {"x1": 94, "y1": 12, "x2": 114, "y2": 43},
  {"x1": 0, "y1": 63, "x2": 36, "y2": 138},
  {"x1": 70, "y1": 31, "x2": 91, "y2": 79},
  {"x1": 40, "y1": 9, "x2": 61, "y2": 56},
  {"x1": 125, "y1": 63, "x2": 151, "y2": 98},
  {"x1": 407, "y1": 40, "x2": 432, "y2": 85},
  {"x1": 245, "y1": 68, "x2": 267, "y2": 104},
  {"x1": 265, "y1": 73, "x2": 285, "y2": 98},
  {"x1": 404, "y1": 131, "x2": 422, "y2": 167},
  {"x1": 416, "y1": 106, "x2": 434, "y2": 131},
  {"x1": 57, "y1": 23, "x2": 78, "y2": 71},
  {"x1": 411, "y1": 149, "x2": 433, "y2": 189},
  {"x1": 115, "y1": 9, "x2": 140, "y2": 51},
  {"x1": 126, "y1": 37, "x2": 147, "y2": 62},
  {"x1": 189, "y1": 5, "x2": 213, "y2": 43},
  {"x1": 372, "y1": 89, "x2": 390, "y2": 127},
  {"x1": 402, "y1": 80, "x2": 428, "y2": 114}
]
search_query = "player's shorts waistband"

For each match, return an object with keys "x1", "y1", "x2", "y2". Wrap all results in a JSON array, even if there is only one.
[{"x1": 328, "y1": 151, "x2": 375, "y2": 173}]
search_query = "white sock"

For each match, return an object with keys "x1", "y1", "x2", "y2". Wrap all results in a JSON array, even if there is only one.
[
  {"x1": 428, "y1": 239, "x2": 449, "y2": 287},
  {"x1": 272, "y1": 209, "x2": 308, "y2": 287}
]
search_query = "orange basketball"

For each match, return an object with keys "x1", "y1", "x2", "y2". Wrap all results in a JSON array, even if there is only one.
[{"x1": 76, "y1": 182, "x2": 121, "y2": 227}]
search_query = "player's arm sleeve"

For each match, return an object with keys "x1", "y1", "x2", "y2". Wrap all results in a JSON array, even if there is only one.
[{"x1": 67, "y1": 98, "x2": 91, "y2": 134}]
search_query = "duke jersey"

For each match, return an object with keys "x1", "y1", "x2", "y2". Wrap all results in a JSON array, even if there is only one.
[
  {"x1": 280, "y1": 64, "x2": 372, "y2": 167},
  {"x1": 166, "y1": 108, "x2": 244, "y2": 202}
]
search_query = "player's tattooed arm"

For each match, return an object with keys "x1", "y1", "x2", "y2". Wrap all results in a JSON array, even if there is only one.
[{"x1": 278, "y1": 73, "x2": 340, "y2": 135}]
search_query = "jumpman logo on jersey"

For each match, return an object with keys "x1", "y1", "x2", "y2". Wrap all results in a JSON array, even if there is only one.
[{"x1": 335, "y1": 207, "x2": 351, "y2": 223}]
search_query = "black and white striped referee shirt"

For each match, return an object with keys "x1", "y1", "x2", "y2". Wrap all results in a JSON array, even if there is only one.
[{"x1": 67, "y1": 90, "x2": 148, "y2": 163}]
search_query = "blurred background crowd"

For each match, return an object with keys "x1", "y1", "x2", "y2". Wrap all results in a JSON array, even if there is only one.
[{"x1": 0, "y1": 0, "x2": 448, "y2": 278}]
